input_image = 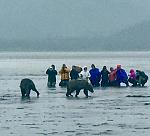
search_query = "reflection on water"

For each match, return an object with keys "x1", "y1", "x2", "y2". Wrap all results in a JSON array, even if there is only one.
[{"x1": 0, "y1": 52, "x2": 149, "y2": 136}]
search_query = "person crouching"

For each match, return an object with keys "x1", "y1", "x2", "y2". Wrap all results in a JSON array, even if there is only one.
[
  {"x1": 136, "y1": 70, "x2": 148, "y2": 87},
  {"x1": 116, "y1": 64, "x2": 129, "y2": 87},
  {"x1": 128, "y1": 69, "x2": 137, "y2": 87}
]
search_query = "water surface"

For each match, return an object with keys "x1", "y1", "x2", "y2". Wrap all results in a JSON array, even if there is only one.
[{"x1": 0, "y1": 51, "x2": 150, "y2": 136}]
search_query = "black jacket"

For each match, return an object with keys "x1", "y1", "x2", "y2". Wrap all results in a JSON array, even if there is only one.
[
  {"x1": 46, "y1": 68, "x2": 57, "y2": 82},
  {"x1": 70, "y1": 69, "x2": 79, "y2": 80}
]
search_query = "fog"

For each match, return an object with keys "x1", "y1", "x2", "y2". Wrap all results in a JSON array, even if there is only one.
[
  {"x1": 0, "y1": 0, "x2": 150, "y2": 51},
  {"x1": 0, "y1": 0, "x2": 150, "y2": 39}
]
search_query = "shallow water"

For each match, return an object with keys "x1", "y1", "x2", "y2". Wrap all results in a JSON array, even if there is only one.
[{"x1": 0, "y1": 51, "x2": 150, "y2": 136}]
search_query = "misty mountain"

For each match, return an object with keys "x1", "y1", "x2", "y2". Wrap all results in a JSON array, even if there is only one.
[
  {"x1": 104, "y1": 21, "x2": 150, "y2": 51},
  {"x1": 0, "y1": 21, "x2": 150, "y2": 51}
]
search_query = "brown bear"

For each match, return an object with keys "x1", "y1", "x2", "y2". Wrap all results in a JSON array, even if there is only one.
[
  {"x1": 66, "y1": 79, "x2": 94, "y2": 98},
  {"x1": 20, "y1": 78, "x2": 40, "y2": 98}
]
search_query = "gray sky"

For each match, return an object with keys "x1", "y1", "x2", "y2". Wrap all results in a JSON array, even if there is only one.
[{"x1": 0, "y1": 0, "x2": 150, "y2": 39}]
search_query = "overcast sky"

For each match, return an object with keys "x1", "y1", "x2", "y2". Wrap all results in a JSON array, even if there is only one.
[{"x1": 0, "y1": 0, "x2": 150, "y2": 40}]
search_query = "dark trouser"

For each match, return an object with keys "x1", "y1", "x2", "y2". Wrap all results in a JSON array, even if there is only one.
[
  {"x1": 128, "y1": 78, "x2": 137, "y2": 86},
  {"x1": 109, "y1": 80, "x2": 118, "y2": 87},
  {"x1": 141, "y1": 79, "x2": 148, "y2": 86},
  {"x1": 117, "y1": 79, "x2": 129, "y2": 87},
  {"x1": 90, "y1": 79, "x2": 100, "y2": 87},
  {"x1": 137, "y1": 78, "x2": 148, "y2": 87},
  {"x1": 47, "y1": 81, "x2": 56, "y2": 87},
  {"x1": 59, "y1": 80, "x2": 69, "y2": 87},
  {"x1": 101, "y1": 80, "x2": 109, "y2": 87},
  {"x1": 124, "y1": 81, "x2": 129, "y2": 86}
]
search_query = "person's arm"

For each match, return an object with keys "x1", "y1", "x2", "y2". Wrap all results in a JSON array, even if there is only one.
[
  {"x1": 65, "y1": 68, "x2": 70, "y2": 73},
  {"x1": 46, "y1": 69, "x2": 49, "y2": 74},
  {"x1": 55, "y1": 70, "x2": 57, "y2": 75},
  {"x1": 59, "y1": 69, "x2": 62, "y2": 74},
  {"x1": 88, "y1": 72, "x2": 91, "y2": 78}
]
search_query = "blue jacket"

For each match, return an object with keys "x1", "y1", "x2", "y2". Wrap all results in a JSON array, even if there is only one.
[
  {"x1": 89, "y1": 68, "x2": 101, "y2": 82},
  {"x1": 116, "y1": 69, "x2": 128, "y2": 82}
]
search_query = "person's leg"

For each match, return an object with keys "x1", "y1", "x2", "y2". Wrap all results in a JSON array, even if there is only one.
[
  {"x1": 128, "y1": 78, "x2": 133, "y2": 85},
  {"x1": 59, "y1": 80, "x2": 65, "y2": 86},
  {"x1": 59, "y1": 80, "x2": 62, "y2": 86},
  {"x1": 132, "y1": 80, "x2": 137, "y2": 87},
  {"x1": 109, "y1": 81, "x2": 112, "y2": 86},
  {"x1": 95, "y1": 79, "x2": 100, "y2": 87},
  {"x1": 95, "y1": 82, "x2": 100, "y2": 87},
  {"x1": 116, "y1": 80, "x2": 120, "y2": 87},
  {"x1": 89, "y1": 78, "x2": 94, "y2": 86},
  {"x1": 128, "y1": 78, "x2": 136, "y2": 86},
  {"x1": 47, "y1": 82, "x2": 52, "y2": 87},
  {"x1": 141, "y1": 79, "x2": 147, "y2": 87},
  {"x1": 124, "y1": 80, "x2": 129, "y2": 87},
  {"x1": 51, "y1": 82, "x2": 56, "y2": 87},
  {"x1": 60, "y1": 80, "x2": 69, "y2": 87},
  {"x1": 101, "y1": 81, "x2": 104, "y2": 87},
  {"x1": 138, "y1": 76, "x2": 142, "y2": 86},
  {"x1": 65, "y1": 80, "x2": 69, "y2": 86},
  {"x1": 106, "y1": 81, "x2": 109, "y2": 87},
  {"x1": 111, "y1": 80, "x2": 117, "y2": 87},
  {"x1": 101, "y1": 80, "x2": 108, "y2": 87}
]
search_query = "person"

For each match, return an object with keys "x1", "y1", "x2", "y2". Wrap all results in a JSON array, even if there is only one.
[
  {"x1": 136, "y1": 70, "x2": 148, "y2": 86},
  {"x1": 116, "y1": 64, "x2": 129, "y2": 87},
  {"x1": 59, "y1": 64, "x2": 70, "y2": 87},
  {"x1": 80, "y1": 66, "x2": 91, "y2": 82},
  {"x1": 70, "y1": 65, "x2": 80, "y2": 80},
  {"x1": 128, "y1": 69, "x2": 137, "y2": 87},
  {"x1": 109, "y1": 67, "x2": 117, "y2": 86},
  {"x1": 101, "y1": 66, "x2": 110, "y2": 87},
  {"x1": 46, "y1": 64, "x2": 57, "y2": 87},
  {"x1": 89, "y1": 64, "x2": 101, "y2": 87}
]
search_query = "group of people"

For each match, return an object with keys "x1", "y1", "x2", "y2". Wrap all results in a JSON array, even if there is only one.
[{"x1": 46, "y1": 64, "x2": 148, "y2": 88}]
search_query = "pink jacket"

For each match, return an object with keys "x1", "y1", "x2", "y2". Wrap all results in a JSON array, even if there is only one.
[{"x1": 129, "y1": 69, "x2": 136, "y2": 79}]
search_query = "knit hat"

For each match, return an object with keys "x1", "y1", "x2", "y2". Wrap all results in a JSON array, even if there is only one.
[
  {"x1": 117, "y1": 64, "x2": 121, "y2": 69},
  {"x1": 130, "y1": 69, "x2": 134, "y2": 73}
]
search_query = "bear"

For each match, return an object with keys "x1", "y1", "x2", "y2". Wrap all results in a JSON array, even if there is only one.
[
  {"x1": 66, "y1": 79, "x2": 94, "y2": 98},
  {"x1": 20, "y1": 78, "x2": 40, "y2": 98}
]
